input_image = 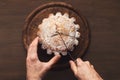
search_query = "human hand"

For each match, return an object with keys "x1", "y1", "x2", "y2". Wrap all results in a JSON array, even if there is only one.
[
  {"x1": 26, "y1": 37, "x2": 61, "y2": 80},
  {"x1": 69, "y1": 58, "x2": 103, "y2": 80}
]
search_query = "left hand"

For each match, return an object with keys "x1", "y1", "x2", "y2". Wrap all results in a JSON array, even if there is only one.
[
  {"x1": 26, "y1": 37, "x2": 61, "y2": 80},
  {"x1": 69, "y1": 58, "x2": 103, "y2": 80}
]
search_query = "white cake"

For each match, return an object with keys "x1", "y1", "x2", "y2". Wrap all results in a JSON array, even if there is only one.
[{"x1": 37, "y1": 12, "x2": 80, "y2": 56}]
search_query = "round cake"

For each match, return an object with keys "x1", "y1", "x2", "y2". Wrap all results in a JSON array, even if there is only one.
[{"x1": 37, "y1": 12, "x2": 80, "y2": 56}]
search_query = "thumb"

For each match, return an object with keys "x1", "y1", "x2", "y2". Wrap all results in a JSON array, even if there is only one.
[
  {"x1": 48, "y1": 55, "x2": 61, "y2": 67},
  {"x1": 27, "y1": 37, "x2": 39, "y2": 58},
  {"x1": 69, "y1": 60, "x2": 77, "y2": 75}
]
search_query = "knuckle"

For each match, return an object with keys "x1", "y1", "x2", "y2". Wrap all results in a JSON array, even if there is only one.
[
  {"x1": 29, "y1": 44, "x2": 35, "y2": 49},
  {"x1": 28, "y1": 45, "x2": 34, "y2": 51},
  {"x1": 85, "y1": 61, "x2": 89, "y2": 63},
  {"x1": 91, "y1": 65, "x2": 94, "y2": 68},
  {"x1": 31, "y1": 57, "x2": 37, "y2": 61},
  {"x1": 26, "y1": 57, "x2": 30, "y2": 65},
  {"x1": 27, "y1": 48, "x2": 31, "y2": 54},
  {"x1": 26, "y1": 58, "x2": 29, "y2": 63},
  {"x1": 44, "y1": 64, "x2": 51, "y2": 70},
  {"x1": 81, "y1": 62, "x2": 86, "y2": 66},
  {"x1": 85, "y1": 61, "x2": 90, "y2": 65},
  {"x1": 77, "y1": 63, "x2": 81, "y2": 67},
  {"x1": 26, "y1": 55, "x2": 37, "y2": 62}
]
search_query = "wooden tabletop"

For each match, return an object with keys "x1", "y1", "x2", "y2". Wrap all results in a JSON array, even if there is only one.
[{"x1": 0, "y1": 0, "x2": 120, "y2": 80}]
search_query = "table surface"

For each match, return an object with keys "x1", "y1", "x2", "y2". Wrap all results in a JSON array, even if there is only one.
[{"x1": 0, "y1": 0, "x2": 120, "y2": 80}]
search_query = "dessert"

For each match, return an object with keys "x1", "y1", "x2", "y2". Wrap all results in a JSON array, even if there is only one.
[{"x1": 37, "y1": 12, "x2": 80, "y2": 56}]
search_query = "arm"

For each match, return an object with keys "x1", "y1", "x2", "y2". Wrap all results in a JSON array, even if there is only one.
[
  {"x1": 69, "y1": 58, "x2": 103, "y2": 80},
  {"x1": 26, "y1": 37, "x2": 61, "y2": 80}
]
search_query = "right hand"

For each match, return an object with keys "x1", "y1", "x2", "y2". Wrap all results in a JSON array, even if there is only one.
[
  {"x1": 69, "y1": 58, "x2": 103, "y2": 80},
  {"x1": 26, "y1": 37, "x2": 61, "y2": 80}
]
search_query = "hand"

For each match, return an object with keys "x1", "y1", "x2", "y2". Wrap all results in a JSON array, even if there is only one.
[
  {"x1": 69, "y1": 58, "x2": 103, "y2": 80},
  {"x1": 26, "y1": 37, "x2": 61, "y2": 80}
]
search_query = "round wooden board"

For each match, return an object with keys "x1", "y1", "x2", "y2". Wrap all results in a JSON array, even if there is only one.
[{"x1": 23, "y1": 2, "x2": 90, "y2": 70}]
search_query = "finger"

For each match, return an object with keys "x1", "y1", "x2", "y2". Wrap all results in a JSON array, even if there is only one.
[
  {"x1": 48, "y1": 55, "x2": 61, "y2": 66},
  {"x1": 85, "y1": 61, "x2": 90, "y2": 65},
  {"x1": 91, "y1": 65, "x2": 94, "y2": 68},
  {"x1": 76, "y1": 58, "x2": 83, "y2": 66},
  {"x1": 27, "y1": 37, "x2": 39, "y2": 57},
  {"x1": 69, "y1": 60, "x2": 77, "y2": 74}
]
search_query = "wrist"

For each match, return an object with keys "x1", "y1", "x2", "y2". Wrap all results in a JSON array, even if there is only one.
[
  {"x1": 26, "y1": 74, "x2": 41, "y2": 80},
  {"x1": 76, "y1": 76, "x2": 103, "y2": 80},
  {"x1": 27, "y1": 77, "x2": 41, "y2": 80}
]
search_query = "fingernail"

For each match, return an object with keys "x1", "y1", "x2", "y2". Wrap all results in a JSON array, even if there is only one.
[
  {"x1": 54, "y1": 52, "x2": 60, "y2": 56},
  {"x1": 57, "y1": 54, "x2": 61, "y2": 57},
  {"x1": 56, "y1": 54, "x2": 61, "y2": 58},
  {"x1": 69, "y1": 60, "x2": 72, "y2": 62},
  {"x1": 69, "y1": 60, "x2": 73, "y2": 64}
]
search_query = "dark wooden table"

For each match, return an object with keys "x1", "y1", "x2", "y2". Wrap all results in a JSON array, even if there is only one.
[{"x1": 0, "y1": 0, "x2": 120, "y2": 80}]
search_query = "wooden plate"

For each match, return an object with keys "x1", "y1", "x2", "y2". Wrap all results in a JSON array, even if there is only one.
[{"x1": 23, "y1": 2, "x2": 89, "y2": 70}]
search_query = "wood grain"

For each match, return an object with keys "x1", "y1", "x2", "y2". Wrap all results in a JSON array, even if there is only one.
[{"x1": 0, "y1": 0, "x2": 120, "y2": 80}]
